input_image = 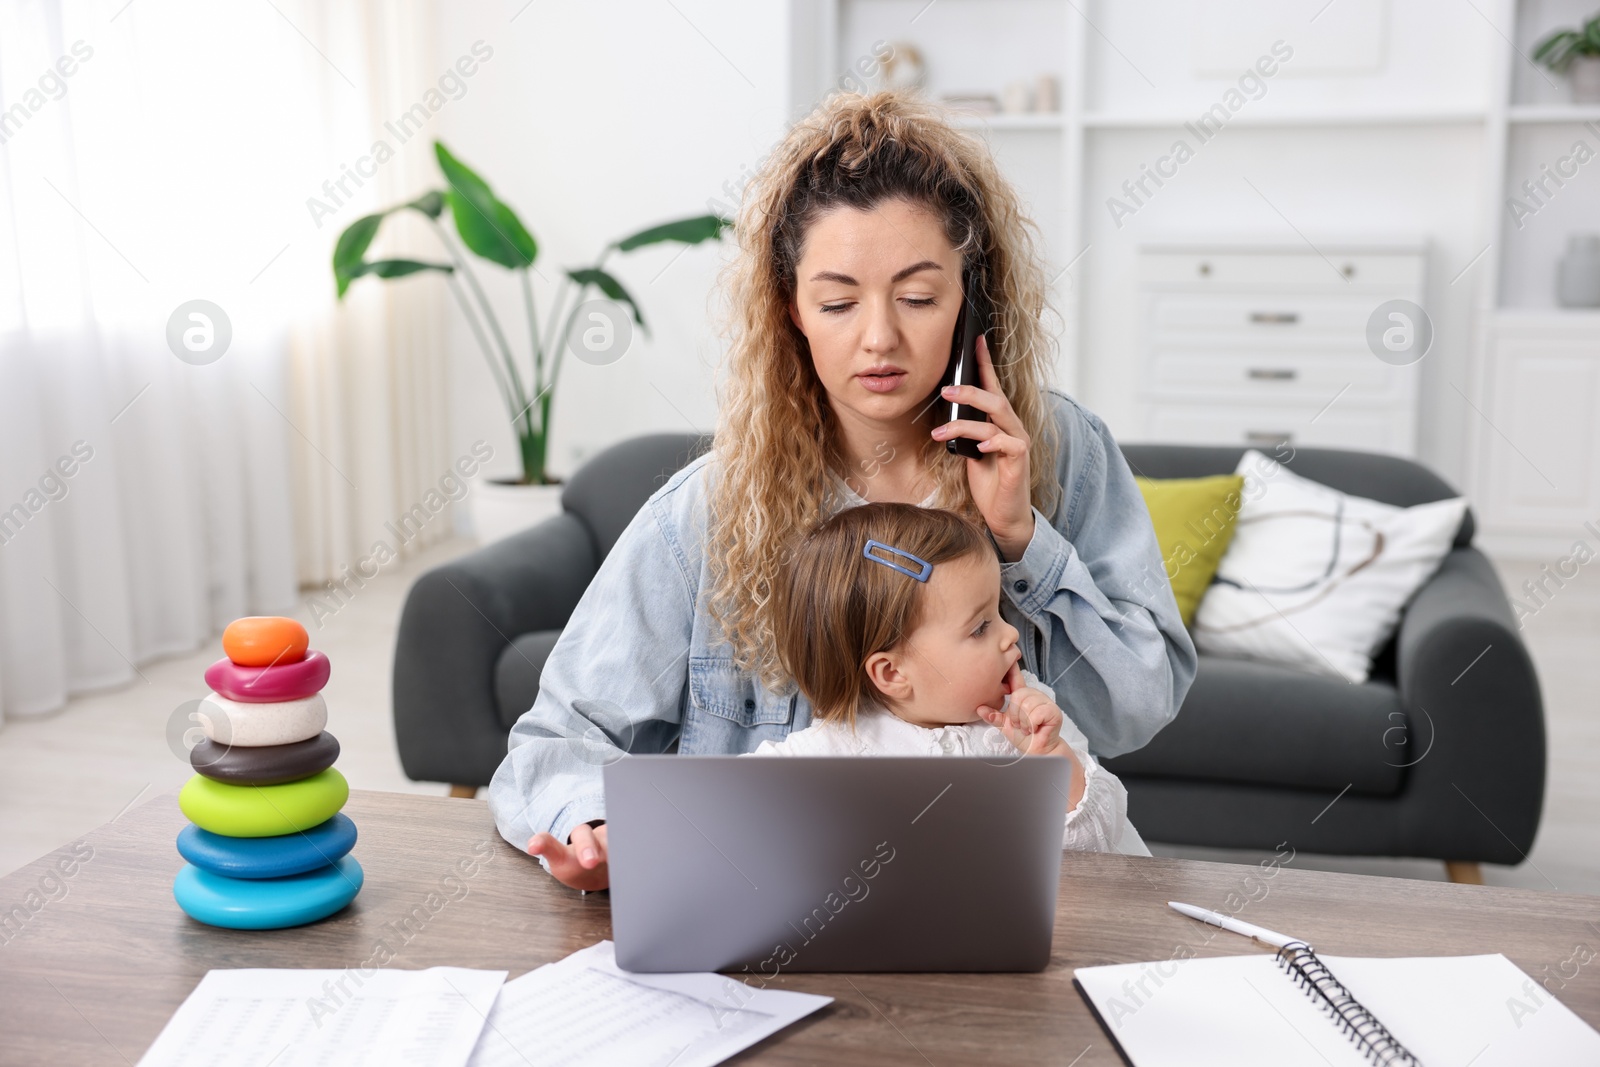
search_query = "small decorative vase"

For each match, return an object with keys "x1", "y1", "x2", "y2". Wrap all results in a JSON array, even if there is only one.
[
  {"x1": 1571, "y1": 56, "x2": 1600, "y2": 103},
  {"x1": 1001, "y1": 80, "x2": 1032, "y2": 114},
  {"x1": 1557, "y1": 234, "x2": 1600, "y2": 308},
  {"x1": 1034, "y1": 74, "x2": 1060, "y2": 113}
]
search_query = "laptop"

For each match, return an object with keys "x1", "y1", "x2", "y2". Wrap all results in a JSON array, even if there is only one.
[{"x1": 603, "y1": 755, "x2": 1072, "y2": 973}]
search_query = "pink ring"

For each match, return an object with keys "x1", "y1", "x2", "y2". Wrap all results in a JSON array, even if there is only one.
[{"x1": 205, "y1": 650, "x2": 330, "y2": 703}]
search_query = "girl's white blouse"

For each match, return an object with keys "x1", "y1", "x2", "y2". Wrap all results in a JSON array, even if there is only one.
[{"x1": 748, "y1": 669, "x2": 1151, "y2": 856}]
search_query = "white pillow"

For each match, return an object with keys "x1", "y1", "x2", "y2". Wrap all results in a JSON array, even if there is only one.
[{"x1": 1191, "y1": 450, "x2": 1468, "y2": 683}]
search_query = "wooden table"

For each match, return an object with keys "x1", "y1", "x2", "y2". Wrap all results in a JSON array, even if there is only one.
[{"x1": 3, "y1": 790, "x2": 1597, "y2": 1065}]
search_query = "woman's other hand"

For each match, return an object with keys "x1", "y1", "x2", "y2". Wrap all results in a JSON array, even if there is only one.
[
  {"x1": 931, "y1": 333, "x2": 1035, "y2": 561},
  {"x1": 527, "y1": 820, "x2": 609, "y2": 891}
]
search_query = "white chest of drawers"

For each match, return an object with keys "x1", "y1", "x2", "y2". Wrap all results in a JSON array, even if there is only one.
[{"x1": 1135, "y1": 240, "x2": 1427, "y2": 457}]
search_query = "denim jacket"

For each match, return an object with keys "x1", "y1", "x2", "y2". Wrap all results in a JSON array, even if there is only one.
[{"x1": 488, "y1": 388, "x2": 1198, "y2": 855}]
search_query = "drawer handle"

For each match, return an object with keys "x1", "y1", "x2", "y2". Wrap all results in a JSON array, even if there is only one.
[
  {"x1": 1247, "y1": 368, "x2": 1298, "y2": 381},
  {"x1": 1249, "y1": 312, "x2": 1300, "y2": 324},
  {"x1": 1245, "y1": 431, "x2": 1294, "y2": 447}
]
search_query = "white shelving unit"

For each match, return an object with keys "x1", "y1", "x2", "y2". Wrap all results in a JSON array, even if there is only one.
[
  {"x1": 948, "y1": 113, "x2": 1067, "y2": 131},
  {"x1": 1135, "y1": 238, "x2": 1427, "y2": 456},
  {"x1": 789, "y1": 0, "x2": 1498, "y2": 446},
  {"x1": 790, "y1": 0, "x2": 1598, "y2": 557},
  {"x1": 1466, "y1": 0, "x2": 1600, "y2": 557},
  {"x1": 1080, "y1": 109, "x2": 1488, "y2": 129},
  {"x1": 1508, "y1": 104, "x2": 1600, "y2": 122}
]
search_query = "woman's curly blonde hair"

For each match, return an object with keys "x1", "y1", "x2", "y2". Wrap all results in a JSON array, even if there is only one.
[{"x1": 706, "y1": 88, "x2": 1063, "y2": 692}]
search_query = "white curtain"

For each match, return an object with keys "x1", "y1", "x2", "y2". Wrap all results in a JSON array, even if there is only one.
[
  {"x1": 287, "y1": 1, "x2": 455, "y2": 593},
  {"x1": 0, "y1": 0, "x2": 449, "y2": 723}
]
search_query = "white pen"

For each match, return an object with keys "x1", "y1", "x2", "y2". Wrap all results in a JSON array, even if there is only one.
[{"x1": 1168, "y1": 901, "x2": 1304, "y2": 951}]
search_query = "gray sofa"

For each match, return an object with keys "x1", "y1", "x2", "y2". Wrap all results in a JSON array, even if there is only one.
[{"x1": 394, "y1": 433, "x2": 1545, "y2": 882}]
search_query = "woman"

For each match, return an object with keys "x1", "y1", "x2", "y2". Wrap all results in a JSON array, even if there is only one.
[{"x1": 488, "y1": 88, "x2": 1197, "y2": 891}]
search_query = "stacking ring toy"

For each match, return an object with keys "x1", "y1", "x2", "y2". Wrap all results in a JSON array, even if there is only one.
[
  {"x1": 205, "y1": 650, "x2": 329, "y2": 703},
  {"x1": 190, "y1": 731, "x2": 340, "y2": 785},
  {"x1": 179, "y1": 768, "x2": 349, "y2": 837},
  {"x1": 177, "y1": 813, "x2": 358, "y2": 879},
  {"x1": 197, "y1": 693, "x2": 326, "y2": 747},
  {"x1": 174, "y1": 855, "x2": 363, "y2": 929},
  {"x1": 222, "y1": 617, "x2": 309, "y2": 668}
]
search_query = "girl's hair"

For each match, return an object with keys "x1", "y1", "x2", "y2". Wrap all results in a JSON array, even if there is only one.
[
  {"x1": 706, "y1": 87, "x2": 1062, "y2": 692},
  {"x1": 773, "y1": 503, "x2": 994, "y2": 726}
]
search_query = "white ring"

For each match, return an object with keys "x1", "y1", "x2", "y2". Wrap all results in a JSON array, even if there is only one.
[{"x1": 198, "y1": 693, "x2": 327, "y2": 747}]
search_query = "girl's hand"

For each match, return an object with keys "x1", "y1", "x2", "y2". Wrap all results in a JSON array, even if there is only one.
[
  {"x1": 527, "y1": 821, "x2": 609, "y2": 891},
  {"x1": 977, "y1": 663, "x2": 1069, "y2": 757},
  {"x1": 931, "y1": 332, "x2": 1035, "y2": 561},
  {"x1": 978, "y1": 664, "x2": 1088, "y2": 810}
]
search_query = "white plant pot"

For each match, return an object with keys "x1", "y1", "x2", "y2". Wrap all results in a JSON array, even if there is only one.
[
  {"x1": 469, "y1": 479, "x2": 565, "y2": 544},
  {"x1": 1572, "y1": 56, "x2": 1600, "y2": 103}
]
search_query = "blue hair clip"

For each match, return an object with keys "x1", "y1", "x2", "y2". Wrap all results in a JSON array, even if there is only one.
[{"x1": 863, "y1": 539, "x2": 933, "y2": 582}]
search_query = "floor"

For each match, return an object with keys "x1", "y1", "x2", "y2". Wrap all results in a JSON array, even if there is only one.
[
  {"x1": 1, "y1": 543, "x2": 1594, "y2": 897},
  {"x1": 0, "y1": 536, "x2": 475, "y2": 879}
]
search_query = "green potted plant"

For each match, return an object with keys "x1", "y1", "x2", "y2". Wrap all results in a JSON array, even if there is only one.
[
  {"x1": 333, "y1": 140, "x2": 727, "y2": 542},
  {"x1": 1534, "y1": 15, "x2": 1600, "y2": 103}
]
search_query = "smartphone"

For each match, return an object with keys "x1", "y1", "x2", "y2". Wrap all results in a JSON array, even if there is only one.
[{"x1": 939, "y1": 270, "x2": 993, "y2": 459}]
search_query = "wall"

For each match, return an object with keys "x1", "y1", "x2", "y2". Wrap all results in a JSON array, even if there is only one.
[
  {"x1": 435, "y1": 0, "x2": 1511, "y2": 500},
  {"x1": 1077, "y1": 0, "x2": 1497, "y2": 487},
  {"x1": 434, "y1": 1, "x2": 792, "y2": 506}
]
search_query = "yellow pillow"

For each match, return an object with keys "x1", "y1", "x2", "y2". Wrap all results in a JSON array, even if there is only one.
[{"x1": 1134, "y1": 474, "x2": 1245, "y2": 627}]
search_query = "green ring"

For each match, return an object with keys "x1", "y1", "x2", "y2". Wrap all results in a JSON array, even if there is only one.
[{"x1": 179, "y1": 768, "x2": 349, "y2": 838}]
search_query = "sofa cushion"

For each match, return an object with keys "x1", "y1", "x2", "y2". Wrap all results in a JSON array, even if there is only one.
[
  {"x1": 1134, "y1": 473, "x2": 1244, "y2": 626},
  {"x1": 1192, "y1": 451, "x2": 1468, "y2": 684},
  {"x1": 1119, "y1": 444, "x2": 1474, "y2": 548},
  {"x1": 493, "y1": 630, "x2": 563, "y2": 730},
  {"x1": 1102, "y1": 654, "x2": 1408, "y2": 796}
]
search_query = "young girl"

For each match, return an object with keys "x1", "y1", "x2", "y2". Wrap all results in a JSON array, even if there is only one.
[{"x1": 754, "y1": 502, "x2": 1150, "y2": 856}]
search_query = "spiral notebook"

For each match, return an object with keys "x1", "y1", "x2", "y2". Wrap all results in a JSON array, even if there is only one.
[{"x1": 1075, "y1": 946, "x2": 1600, "y2": 1066}]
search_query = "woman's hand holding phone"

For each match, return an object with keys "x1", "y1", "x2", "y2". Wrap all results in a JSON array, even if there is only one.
[
  {"x1": 527, "y1": 820, "x2": 610, "y2": 891},
  {"x1": 933, "y1": 332, "x2": 1036, "y2": 561}
]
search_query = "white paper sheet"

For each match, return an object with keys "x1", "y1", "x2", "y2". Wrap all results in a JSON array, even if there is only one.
[
  {"x1": 467, "y1": 941, "x2": 832, "y2": 1067},
  {"x1": 137, "y1": 967, "x2": 507, "y2": 1067}
]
